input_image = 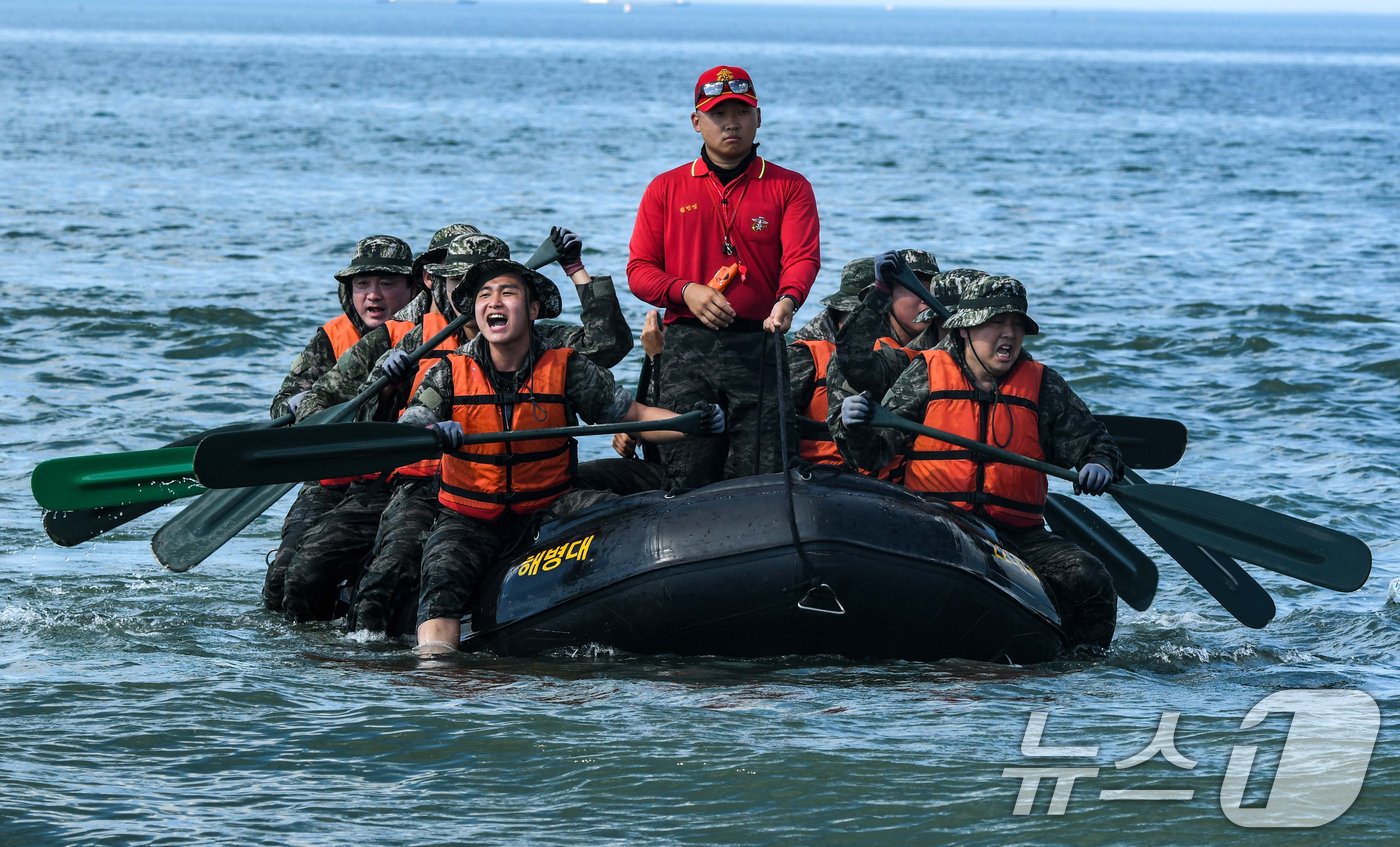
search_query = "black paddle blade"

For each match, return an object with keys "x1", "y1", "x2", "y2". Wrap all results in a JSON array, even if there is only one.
[
  {"x1": 1045, "y1": 494, "x2": 1158, "y2": 612},
  {"x1": 151, "y1": 482, "x2": 296, "y2": 572},
  {"x1": 195, "y1": 422, "x2": 440, "y2": 489},
  {"x1": 1113, "y1": 483, "x2": 1371, "y2": 593},
  {"x1": 1112, "y1": 492, "x2": 1276, "y2": 629},
  {"x1": 1097, "y1": 415, "x2": 1188, "y2": 470}
]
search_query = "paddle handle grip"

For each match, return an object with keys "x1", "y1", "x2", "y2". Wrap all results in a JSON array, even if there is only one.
[{"x1": 894, "y1": 265, "x2": 950, "y2": 321}]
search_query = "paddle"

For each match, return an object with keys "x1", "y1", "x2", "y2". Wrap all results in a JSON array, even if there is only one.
[
  {"x1": 150, "y1": 237, "x2": 561, "y2": 572},
  {"x1": 891, "y1": 262, "x2": 951, "y2": 322},
  {"x1": 1115, "y1": 468, "x2": 1275, "y2": 628},
  {"x1": 868, "y1": 406, "x2": 1372, "y2": 593},
  {"x1": 1044, "y1": 494, "x2": 1158, "y2": 612},
  {"x1": 39, "y1": 414, "x2": 294, "y2": 545},
  {"x1": 1096, "y1": 415, "x2": 1186, "y2": 470},
  {"x1": 194, "y1": 413, "x2": 707, "y2": 489}
]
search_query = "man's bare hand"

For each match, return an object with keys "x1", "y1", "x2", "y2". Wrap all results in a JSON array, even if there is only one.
[
  {"x1": 641, "y1": 309, "x2": 664, "y2": 357},
  {"x1": 763, "y1": 296, "x2": 796, "y2": 334},
  {"x1": 682, "y1": 283, "x2": 736, "y2": 330},
  {"x1": 613, "y1": 432, "x2": 639, "y2": 459}
]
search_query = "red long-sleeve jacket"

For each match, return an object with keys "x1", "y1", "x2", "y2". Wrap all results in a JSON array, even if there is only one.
[{"x1": 627, "y1": 155, "x2": 821, "y2": 323}]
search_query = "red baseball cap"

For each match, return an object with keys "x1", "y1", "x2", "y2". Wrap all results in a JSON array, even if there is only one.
[{"x1": 693, "y1": 66, "x2": 758, "y2": 112}]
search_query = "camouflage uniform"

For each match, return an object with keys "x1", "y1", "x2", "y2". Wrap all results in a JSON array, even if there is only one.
[
  {"x1": 263, "y1": 235, "x2": 418, "y2": 612},
  {"x1": 655, "y1": 323, "x2": 795, "y2": 489},
  {"x1": 401, "y1": 288, "x2": 636, "y2": 628},
  {"x1": 840, "y1": 276, "x2": 1123, "y2": 648}
]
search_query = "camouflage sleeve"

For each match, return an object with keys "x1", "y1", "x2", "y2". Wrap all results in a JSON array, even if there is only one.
[
  {"x1": 565, "y1": 354, "x2": 633, "y2": 425},
  {"x1": 835, "y1": 354, "x2": 927, "y2": 472},
  {"x1": 833, "y1": 288, "x2": 909, "y2": 395},
  {"x1": 535, "y1": 275, "x2": 635, "y2": 368},
  {"x1": 787, "y1": 342, "x2": 816, "y2": 411},
  {"x1": 270, "y1": 329, "x2": 336, "y2": 418},
  {"x1": 398, "y1": 357, "x2": 456, "y2": 428},
  {"x1": 294, "y1": 326, "x2": 392, "y2": 421},
  {"x1": 1038, "y1": 366, "x2": 1126, "y2": 479},
  {"x1": 791, "y1": 309, "x2": 836, "y2": 342},
  {"x1": 365, "y1": 324, "x2": 426, "y2": 418}
]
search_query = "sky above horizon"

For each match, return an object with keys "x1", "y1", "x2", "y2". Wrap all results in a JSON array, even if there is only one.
[{"x1": 662, "y1": 0, "x2": 1400, "y2": 13}]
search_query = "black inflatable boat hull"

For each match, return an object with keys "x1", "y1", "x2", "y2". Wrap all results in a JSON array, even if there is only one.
[{"x1": 466, "y1": 472, "x2": 1067, "y2": 664}]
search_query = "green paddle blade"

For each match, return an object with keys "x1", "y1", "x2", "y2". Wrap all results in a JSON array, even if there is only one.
[
  {"x1": 31, "y1": 447, "x2": 204, "y2": 512},
  {"x1": 41, "y1": 413, "x2": 295, "y2": 547},
  {"x1": 1097, "y1": 415, "x2": 1188, "y2": 470},
  {"x1": 1113, "y1": 483, "x2": 1371, "y2": 593},
  {"x1": 1045, "y1": 494, "x2": 1158, "y2": 612}
]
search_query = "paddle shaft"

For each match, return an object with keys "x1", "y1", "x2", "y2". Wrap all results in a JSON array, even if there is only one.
[
  {"x1": 869, "y1": 406, "x2": 1370, "y2": 593},
  {"x1": 195, "y1": 412, "x2": 706, "y2": 490}
]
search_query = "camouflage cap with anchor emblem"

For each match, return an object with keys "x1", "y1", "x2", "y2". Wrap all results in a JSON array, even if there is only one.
[
  {"x1": 333, "y1": 235, "x2": 415, "y2": 284},
  {"x1": 441, "y1": 234, "x2": 563, "y2": 320}
]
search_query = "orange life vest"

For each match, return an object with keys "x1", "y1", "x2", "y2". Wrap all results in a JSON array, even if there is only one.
[
  {"x1": 319, "y1": 316, "x2": 415, "y2": 487},
  {"x1": 393, "y1": 311, "x2": 462, "y2": 479},
  {"x1": 904, "y1": 349, "x2": 1047, "y2": 528},
  {"x1": 793, "y1": 340, "x2": 844, "y2": 467},
  {"x1": 437, "y1": 348, "x2": 576, "y2": 520},
  {"x1": 793, "y1": 339, "x2": 913, "y2": 481}
]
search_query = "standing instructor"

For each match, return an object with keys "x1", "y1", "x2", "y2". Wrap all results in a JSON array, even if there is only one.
[{"x1": 628, "y1": 65, "x2": 821, "y2": 488}]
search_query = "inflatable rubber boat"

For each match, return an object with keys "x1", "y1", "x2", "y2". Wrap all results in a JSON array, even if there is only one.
[{"x1": 462, "y1": 469, "x2": 1067, "y2": 664}]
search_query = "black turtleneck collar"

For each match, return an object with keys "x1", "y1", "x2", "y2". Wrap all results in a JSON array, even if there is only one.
[{"x1": 701, "y1": 142, "x2": 759, "y2": 186}]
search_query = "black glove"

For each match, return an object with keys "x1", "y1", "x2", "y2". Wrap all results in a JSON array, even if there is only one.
[
  {"x1": 693, "y1": 401, "x2": 726, "y2": 436},
  {"x1": 381, "y1": 349, "x2": 414, "y2": 384},
  {"x1": 872, "y1": 250, "x2": 907, "y2": 295},
  {"x1": 551, "y1": 226, "x2": 584, "y2": 276},
  {"x1": 430, "y1": 421, "x2": 465, "y2": 451}
]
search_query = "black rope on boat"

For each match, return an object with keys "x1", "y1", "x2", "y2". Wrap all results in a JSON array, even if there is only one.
[{"x1": 771, "y1": 330, "x2": 819, "y2": 592}]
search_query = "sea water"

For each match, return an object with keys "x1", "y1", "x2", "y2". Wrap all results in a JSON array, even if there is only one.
[{"x1": 2, "y1": 2, "x2": 1398, "y2": 844}]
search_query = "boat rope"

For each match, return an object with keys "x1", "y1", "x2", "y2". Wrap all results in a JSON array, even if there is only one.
[{"x1": 771, "y1": 331, "x2": 819, "y2": 591}]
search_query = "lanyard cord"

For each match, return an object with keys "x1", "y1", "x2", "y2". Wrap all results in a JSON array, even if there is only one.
[{"x1": 705, "y1": 171, "x2": 752, "y2": 257}]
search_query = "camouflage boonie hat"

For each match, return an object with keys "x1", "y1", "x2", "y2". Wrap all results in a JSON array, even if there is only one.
[
  {"x1": 914, "y1": 268, "x2": 988, "y2": 323},
  {"x1": 413, "y1": 223, "x2": 481, "y2": 280},
  {"x1": 823, "y1": 257, "x2": 874, "y2": 311},
  {"x1": 941, "y1": 275, "x2": 1040, "y2": 336},
  {"x1": 899, "y1": 248, "x2": 939, "y2": 279},
  {"x1": 457, "y1": 258, "x2": 563, "y2": 321},
  {"x1": 334, "y1": 235, "x2": 415, "y2": 284},
  {"x1": 427, "y1": 233, "x2": 509, "y2": 277}
]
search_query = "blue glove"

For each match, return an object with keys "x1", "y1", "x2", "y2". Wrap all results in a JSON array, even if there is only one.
[
  {"x1": 693, "y1": 401, "x2": 726, "y2": 435},
  {"x1": 872, "y1": 250, "x2": 906, "y2": 296},
  {"x1": 841, "y1": 393, "x2": 873, "y2": 427},
  {"x1": 382, "y1": 349, "x2": 414, "y2": 384},
  {"x1": 430, "y1": 420, "x2": 465, "y2": 451},
  {"x1": 285, "y1": 390, "x2": 309, "y2": 415},
  {"x1": 1075, "y1": 462, "x2": 1113, "y2": 496},
  {"x1": 551, "y1": 225, "x2": 584, "y2": 276}
]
